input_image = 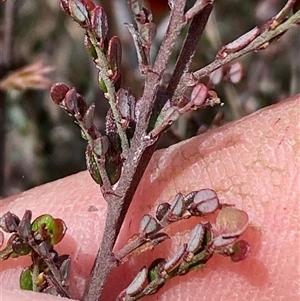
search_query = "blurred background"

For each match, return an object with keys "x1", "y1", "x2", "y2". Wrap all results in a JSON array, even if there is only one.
[{"x1": 0, "y1": 0, "x2": 299, "y2": 197}]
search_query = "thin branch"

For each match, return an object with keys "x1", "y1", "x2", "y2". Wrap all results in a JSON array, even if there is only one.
[
  {"x1": 167, "y1": 3, "x2": 213, "y2": 104},
  {"x1": 124, "y1": 249, "x2": 213, "y2": 301},
  {"x1": 65, "y1": 2, "x2": 300, "y2": 301},
  {"x1": 88, "y1": 32, "x2": 130, "y2": 158},
  {"x1": 83, "y1": 3, "x2": 188, "y2": 299},
  {"x1": 187, "y1": 9, "x2": 300, "y2": 84},
  {"x1": 135, "y1": 0, "x2": 186, "y2": 132}
]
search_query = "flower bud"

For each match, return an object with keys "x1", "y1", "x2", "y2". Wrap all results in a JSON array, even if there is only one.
[{"x1": 50, "y1": 83, "x2": 70, "y2": 104}]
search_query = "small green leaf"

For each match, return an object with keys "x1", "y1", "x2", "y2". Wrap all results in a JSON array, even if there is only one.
[
  {"x1": 31, "y1": 214, "x2": 67, "y2": 245},
  {"x1": 98, "y1": 76, "x2": 108, "y2": 93},
  {"x1": 84, "y1": 35, "x2": 98, "y2": 59},
  {"x1": 0, "y1": 244, "x2": 14, "y2": 260},
  {"x1": 230, "y1": 240, "x2": 251, "y2": 262},
  {"x1": 20, "y1": 267, "x2": 33, "y2": 290},
  {"x1": 86, "y1": 144, "x2": 103, "y2": 185},
  {"x1": 11, "y1": 238, "x2": 31, "y2": 256},
  {"x1": 148, "y1": 258, "x2": 165, "y2": 282},
  {"x1": 51, "y1": 218, "x2": 67, "y2": 244}
]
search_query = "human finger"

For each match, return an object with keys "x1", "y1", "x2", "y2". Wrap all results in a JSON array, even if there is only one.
[{"x1": 1, "y1": 94, "x2": 299, "y2": 301}]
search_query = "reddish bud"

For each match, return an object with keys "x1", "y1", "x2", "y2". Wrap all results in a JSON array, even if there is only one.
[
  {"x1": 209, "y1": 67, "x2": 223, "y2": 85},
  {"x1": 82, "y1": 0, "x2": 95, "y2": 11},
  {"x1": 83, "y1": 103, "x2": 95, "y2": 129},
  {"x1": 50, "y1": 83, "x2": 70, "y2": 104},
  {"x1": 107, "y1": 36, "x2": 122, "y2": 89},
  {"x1": 228, "y1": 62, "x2": 243, "y2": 83},
  {"x1": 107, "y1": 36, "x2": 122, "y2": 72},
  {"x1": 91, "y1": 6, "x2": 108, "y2": 42},
  {"x1": 217, "y1": 27, "x2": 260, "y2": 58},
  {"x1": 76, "y1": 93, "x2": 88, "y2": 117},
  {"x1": 0, "y1": 212, "x2": 20, "y2": 233},
  {"x1": 190, "y1": 83, "x2": 208, "y2": 107},
  {"x1": 230, "y1": 240, "x2": 251, "y2": 262},
  {"x1": 60, "y1": 0, "x2": 71, "y2": 15},
  {"x1": 64, "y1": 88, "x2": 78, "y2": 114},
  {"x1": 18, "y1": 210, "x2": 32, "y2": 240}
]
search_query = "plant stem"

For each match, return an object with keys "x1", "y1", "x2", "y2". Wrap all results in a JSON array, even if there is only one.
[
  {"x1": 188, "y1": 9, "x2": 300, "y2": 83},
  {"x1": 167, "y1": 4, "x2": 213, "y2": 104},
  {"x1": 136, "y1": 0, "x2": 186, "y2": 131},
  {"x1": 82, "y1": 3, "x2": 300, "y2": 301},
  {"x1": 125, "y1": 249, "x2": 213, "y2": 301},
  {"x1": 88, "y1": 32, "x2": 130, "y2": 158},
  {"x1": 83, "y1": 139, "x2": 158, "y2": 301},
  {"x1": 83, "y1": 4, "x2": 187, "y2": 297}
]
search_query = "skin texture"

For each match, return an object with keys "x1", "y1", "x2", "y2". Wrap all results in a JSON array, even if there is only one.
[{"x1": 0, "y1": 94, "x2": 299, "y2": 301}]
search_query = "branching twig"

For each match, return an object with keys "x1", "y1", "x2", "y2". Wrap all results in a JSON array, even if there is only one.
[
  {"x1": 53, "y1": 1, "x2": 300, "y2": 301},
  {"x1": 83, "y1": 2, "x2": 188, "y2": 299},
  {"x1": 167, "y1": 3, "x2": 213, "y2": 104},
  {"x1": 185, "y1": 9, "x2": 300, "y2": 86},
  {"x1": 87, "y1": 32, "x2": 130, "y2": 158}
]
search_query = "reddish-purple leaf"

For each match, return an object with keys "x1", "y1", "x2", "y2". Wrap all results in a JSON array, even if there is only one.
[
  {"x1": 193, "y1": 188, "x2": 220, "y2": 214},
  {"x1": 125, "y1": 267, "x2": 148, "y2": 296},
  {"x1": 50, "y1": 83, "x2": 70, "y2": 105},
  {"x1": 60, "y1": 0, "x2": 71, "y2": 16},
  {"x1": 107, "y1": 36, "x2": 122, "y2": 71},
  {"x1": 69, "y1": 0, "x2": 89, "y2": 23},
  {"x1": 140, "y1": 214, "x2": 160, "y2": 235},
  {"x1": 167, "y1": 193, "x2": 185, "y2": 221},
  {"x1": 228, "y1": 62, "x2": 243, "y2": 83},
  {"x1": 230, "y1": 240, "x2": 251, "y2": 262},
  {"x1": 217, "y1": 27, "x2": 260, "y2": 58},
  {"x1": 156, "y1": 202, "x2": 171, "y2": 221},
  {"x1": 186, "y1": 223, "x2": 205, "y2": 254},
  {"x1": 163, "y1": 244, "x2": 187, "y2": 274},
  {"x1": 83, "y1": 104, "x2": 95, "y2": 129},
  {"x1": 209, "y1": 67, "x2": 223, "y2": 85},
  {"x1": 91, "y1": 6, "x2": 108, "y2": 41},
  {"x1": 64, "y1": 88, "x2": 78, "y2": 114},
  {"x1": 190, "y1": 83, "x2": 208, "y2": 106}
]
